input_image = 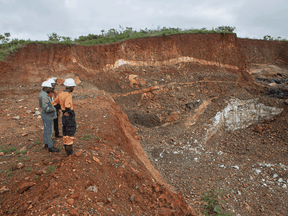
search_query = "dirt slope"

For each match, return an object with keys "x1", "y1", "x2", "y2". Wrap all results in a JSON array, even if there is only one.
[
  {"x1": 0, "y1": 33, "x2": 288, "y2": 215},
  {"x1": 0, "y1": 87, "x2": 193, "y2": 215}
]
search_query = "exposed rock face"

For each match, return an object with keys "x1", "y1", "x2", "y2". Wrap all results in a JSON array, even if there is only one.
[{"x1": 206, "y1": 98, "x2": 283, "y2": 141}]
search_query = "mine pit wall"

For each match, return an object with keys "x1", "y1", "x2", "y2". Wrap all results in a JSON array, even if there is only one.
[
  {"x1": 239, "y1": 38, "x2": 288, "y2": 66},
  {"x1": 0, "y1": 33, "x2": 249, "y2": 86}
]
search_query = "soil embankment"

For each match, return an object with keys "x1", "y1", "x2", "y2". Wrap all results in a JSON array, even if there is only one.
[{"x1": 1, "y1": 33, "x2": 249, "y2": 86}]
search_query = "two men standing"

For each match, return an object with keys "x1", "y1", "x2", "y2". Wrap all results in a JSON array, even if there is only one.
[
  {"x1": 38, "y1": 80, "x2": 60, "y2": 152},
  {"x1": 38, "y1": 78, "x2": 77, "y2": 155}
]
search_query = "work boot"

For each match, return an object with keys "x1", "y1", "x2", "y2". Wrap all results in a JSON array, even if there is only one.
[
  {"x1": 55, "y1": 134, "x2": 63, "y2": 138},
  {"x1": 49, "y1": 147, "x2": 60, "y2": 153},
  {"x1": 64, "y1": 145, "x2": 73, "y2": 156}
]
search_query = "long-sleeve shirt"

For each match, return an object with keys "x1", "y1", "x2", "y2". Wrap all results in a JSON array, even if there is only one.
[
  {"x1": 52, "y1": 90, "x2": 74, "y2": 111},
  {"x1": 38, "y1": 90, "x2": 56, "y2": 120}
]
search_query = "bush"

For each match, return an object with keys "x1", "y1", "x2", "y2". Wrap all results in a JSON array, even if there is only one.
[
  {"x1": 47, "y1": 33, "x2": 61, "y2": 41},
  {"x1": 215, "y1": 26, "x2": 236, "y2": 33},
  {"x1": 201, "y1": 188, "x2": 232, "y2": 216}
]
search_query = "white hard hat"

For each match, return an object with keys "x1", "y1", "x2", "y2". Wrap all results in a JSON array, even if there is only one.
[
  {"x1": 51, "y1": 77, "x2": 57, "y2": 81},
  {"x1": 64, "y1": 78, "x2": 76, "y2": 87},
  {"x1": 47, "y1": 78, "x2": 56, "y2": 84},
  {"x1": 41, "y1": 81, "x2": 52, "y2": 88}
]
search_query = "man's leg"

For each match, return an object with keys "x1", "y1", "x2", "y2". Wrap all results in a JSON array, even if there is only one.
[
  {"x1": 62, "y1": 113, "x2": 76, "y2": 156},
  {"x1": 62, "y1": 115, "x2": 67, "y2": 136},
  {"x1": 53, "y1": 117, "x2": 59, "y2": 137},
  {"x1": 54, "y1": 108, "x2": 62, "y2": 137},
  {"x1": 43, "y1": 118, "x2": 53, "y2": 148}
]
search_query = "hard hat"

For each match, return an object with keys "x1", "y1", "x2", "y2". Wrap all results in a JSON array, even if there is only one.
[
  {"x1": 51, "y1": 77, "x2": 57, "y2": 81},
  {"x1": 64, "y1": 78, "x2": 76, "y2": 87},
  {"x1": 41, "y1": 81, "x2": 52, "y2": 88},
  {"x1": 47, "y1": 78, "x2": 56, "y2": 84}
]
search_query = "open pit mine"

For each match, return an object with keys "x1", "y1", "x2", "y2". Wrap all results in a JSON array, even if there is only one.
[{"x1": 0, "y1": 33, "x2": 288, "y2": 215}]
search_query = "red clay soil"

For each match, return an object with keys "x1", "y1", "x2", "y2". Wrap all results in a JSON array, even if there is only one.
[
  {"x1": 0, "y1": 87, "x2": 194, "y2": 215},
  {"x1": 0, "y1": 33, "x2": 250, "y2": 86}
]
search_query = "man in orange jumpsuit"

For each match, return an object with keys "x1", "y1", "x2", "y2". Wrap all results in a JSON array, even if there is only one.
[
  {"x1": 47, "y1": 78, "x2": 62, "y2": 138},
  {"x1": 52, "y1": 78, "x2": 77, "y2": 156}
]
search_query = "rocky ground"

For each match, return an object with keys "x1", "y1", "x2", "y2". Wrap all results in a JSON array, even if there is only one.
[
  {"x1": 0, "y1": 84, "x2": 194, "y2": 215},
  {"x1": 112, "y1": 63, "x2": 288, "y2": 216}
]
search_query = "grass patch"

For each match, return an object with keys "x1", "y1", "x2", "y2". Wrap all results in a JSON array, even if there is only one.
[
  {"x1": 6, "y1": 171, "x2": 12, "y2": 177},
  {"x1": 48, "y1": 166, "x2": 54, "y2": 173},
  {"x1": 34, "y1": 141, "x2": 41, "y2": 146},
  {"x1": 201, "y1": 188, "x2": 232, "y2": 216},
  {"x1": 35, "y1": 148, "x2": 42, "y2": 152},
  {"x1": 25, "y1": 167, "x2": 32, "y2": 171},
  {"x1": 80, "y1": 134, "x2": 92, "y2": 140},
  {"x1": 0, "y1": 146, "x2": 16, "y2": 154}
]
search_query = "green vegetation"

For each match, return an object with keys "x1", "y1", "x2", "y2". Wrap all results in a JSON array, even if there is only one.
[
  {"x1": 34, "y1": 141, "x2": 41, "y2": 146},
  {"x1": 0, "y1": 26, "x2": 236, "y2": 61},
  {"x1": 80, "y1": 134, "x2": 92, "y2": 140},
  {"x1": 80, "y1": 134, "x2": 100, "y2": 141},
  {"x1": 2, "y1": 25, "x2": 287, "y2": 61},
  {"x1": 263, "y1": 35, "x2": 288, "y2": 41},
  {"x1": 48, "y1": 166, "x2": 55, "y2": 173},
  {"x1": 6, "y1": 171, "x2": 12, "y2": 177},
  {"x1": 201, "y1": 188, "x2": 232, "y2": 216},
  {"x1": 0, "y1": 146, "x2": 16, "y2": 154},
  {"x1": 14, "y1": 149, "x2": 26, "y2": 155},
  {"x1": 25, "y1": 167, "x2": 32, "y2": 171}
]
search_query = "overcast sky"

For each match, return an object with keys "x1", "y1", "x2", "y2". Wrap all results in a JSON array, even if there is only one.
[{"x1": 1, "y1": 0, "x2": 287, "y2": 41}]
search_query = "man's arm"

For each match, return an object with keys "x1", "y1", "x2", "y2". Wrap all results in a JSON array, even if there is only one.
[
  {"x1": 42, "y1": 95, "x2": 56, "y2": 113},
  {"x1": 63, "y1": 94, "x2": 73, "y2": 116},
  {"x1": 64, "y1": 94, "x2": 73, "y2": 109},
  {"x1": 52, "y1": 95, "x2": 60, "y2": 107}
]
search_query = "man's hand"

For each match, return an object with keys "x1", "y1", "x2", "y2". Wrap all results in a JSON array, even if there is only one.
[{"x1": 64, "y1": 112, "x2": 70, "y2": 117}]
